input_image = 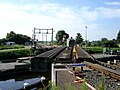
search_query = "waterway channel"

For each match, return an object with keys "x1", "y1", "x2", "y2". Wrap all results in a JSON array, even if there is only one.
[{"x1": 0, "y1": 71, "x2": 50, "y2": 90}]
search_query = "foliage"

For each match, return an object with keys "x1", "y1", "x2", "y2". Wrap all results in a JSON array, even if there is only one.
[
  {"x1": 82, "y1": 47, "x2": 103, "y2": 54},
  {"x1": 100, "y1": 38, "x2": 108, "y2": 47},
  {"x1": 6, "y1": 31, "x2": 31, "y2": 45},
  {"x1": 81, "y1": 81, "x2": 87, "y2": 90},
  {"x1": 89, "y1": 38, "x2": 118, "y2": 48},
  {"x1": 0, "y1": 48, "x2": 31, "y2": 59},
  {"x1": 55, "y1": 30, "x2": 69, "y2": 45},
  {"x1": 6, "y1": 31, "x2": 16, "y2": 42},
  {"x1": 105, "y1": 40, "x2": 118, "y2": 47},
  {"x1": 111, "y1": 47, "x2": 120, "y2": 51},
  {"x1": 64, "y1": 83, "x2": 77, "y2": 90},
  {"x1": 117, "y1": 30, "x2": 120, "y2": 43},
  {"x1": 90, "y1": 41, "x2": 101, "y2": 46},
  {"x1": 0, "y1": 45, "x2": 24, "y2": 50},
  {"x1": 75, "y1": 33, "x2": 83, "y2": 45},
  {"x1": 98, "y1": 72, "x2": 105, "y2": 90},
  {"x1": 0, "y1": 38, "x2": 7, "y2": 45},
  {"x1": 82, "y1": 46, "x2": 120, "y2": 54}
]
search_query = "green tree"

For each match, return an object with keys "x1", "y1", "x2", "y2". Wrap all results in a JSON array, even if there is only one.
[
  {"x1": 101, "y1": 38, "x2": 108, "y2": 47},
  {"x1": 0, "y1": 38, "x2": 7, "y2": 45},
  {"x1": 55, "y1": 30, "x2": 69, "y2": 45},
  {"x1": 75, "y1": 33, "x2": 83, "y2": 45},
  {"x1": 101, "y1": 38, "x2": 118, "y2": 47},
  {"x1": 6, "y1": 31, "x2": 31, "y2": 45},
  {"x1": 117, "y1": 30, "x2": 120, "y2": 43},
  {"x1": 106, "y1": 39, "x2": 118, "y2": 47},
  {"x1": 91, "y1": 41, "x2": 101, "y2": 46},
  {"x1": 6, "y1": 31, "x2": 16, "y2": 42}
]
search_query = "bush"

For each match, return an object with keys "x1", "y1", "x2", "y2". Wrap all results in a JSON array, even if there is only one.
[
  {"x1": 0, "y1": 45, "x2": 24, "y2": 50},
  {"x1": 0, "y1": 48, "x2": 31, "y2": 59},
  {"x1": 82, "y1": 47, "x2": 103, "y2": 54}
]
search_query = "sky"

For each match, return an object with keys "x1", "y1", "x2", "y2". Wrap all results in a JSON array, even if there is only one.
[{"x1": 0, "y1": 0, "x2": 120, "y2": 41}]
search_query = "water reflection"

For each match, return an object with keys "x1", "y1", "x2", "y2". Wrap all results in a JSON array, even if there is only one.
[{"x1": 0, "y1": 72, "x2": 50, "y2": 90}]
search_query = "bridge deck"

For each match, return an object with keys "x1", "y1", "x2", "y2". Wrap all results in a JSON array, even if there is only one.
[
  {"x1": 76, "y1": 47, "x2": 93, "y2": 59},
  {"x1": 35, "y1": 46, "x2": 66, "y2": 59},
  {"x1": 55, "y1": 47, "x2": 72, "y2": 63}
]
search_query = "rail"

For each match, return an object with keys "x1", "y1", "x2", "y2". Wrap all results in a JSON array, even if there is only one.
[{"x1": 84, "y1": 61, "x2": 120, "y2": 81}]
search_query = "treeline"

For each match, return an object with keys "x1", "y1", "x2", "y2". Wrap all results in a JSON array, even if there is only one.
[
  {"x1": 56, "y1": 30, "x2": 120, "y2": 48},
  {"x1": 0, "y1": 31, "x2": 31, "y2": 45},
  {"x1": 83, "y1": 38, "x2": 118, "y2": 48}
]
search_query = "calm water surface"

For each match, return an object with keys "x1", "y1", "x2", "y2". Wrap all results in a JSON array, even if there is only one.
[{"x1": 0, "y1": 72, "x2": 50, "y2": 90}]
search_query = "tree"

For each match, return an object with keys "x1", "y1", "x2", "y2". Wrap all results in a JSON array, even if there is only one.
[
  {"x1": 6, "y1": 31, "x2": 31, "y2": 45},
  {"x1": 75, "y1": 33, "x2": 83, "y2": 45},
  {"x1": 0, "y1": 38, "x2": 7, "y2": 45},
  {"x1": 91, "y1": 41, "x2": 101, "y2": 46},
  {"x1": 117, "y1": 30, "x2": 120, "y2": 43},
  {"x1": 106, "y1": 40, "x2": 118, "y2": 47},
  {"x1": 6, "y1": 31, "x2": 16, "y2": 42},
  {"x1": 101, "y1": 38, "x2": 118, "y2": 47},
  {"x1": 55, "y1": 30, "x2": 69, "y2": 45},
  {"x1": 101, "y1": 38, "x2": 108, "y2": 47}
]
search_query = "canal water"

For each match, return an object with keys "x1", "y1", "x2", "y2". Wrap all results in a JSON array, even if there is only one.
[{"x1": 0, "y1": 72, "x2": 50, "y2": 90}]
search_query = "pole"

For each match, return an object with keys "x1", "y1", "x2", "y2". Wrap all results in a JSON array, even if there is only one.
[
  {"x1": 33, "y1": 27, "x2": 36, "y2": 41},
  {"x1": 51, "y1": 28, "x2": 53, "y2": 46},
  {"x1": 46, "y1": 34, "x2": 47, "y2": 45},
  {"x1": 42, "y1": 34, "x2": 43, "y2": 44},
  {"x1": 85, "y1": 26, "x2": 87, "y2": 49}
]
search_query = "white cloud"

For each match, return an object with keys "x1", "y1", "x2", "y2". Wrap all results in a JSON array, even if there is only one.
[
  {"x1": 0, "y1": 2, "x2": 119, "y2": 41},
  {"x1": 105, "y1": 2, "x2": 120, "y2": 5},
  {"x1": 77, "y1": 7, "x2": 99, "y2": 22},
  {"x1": 96, "y1": 7, "x2": 120, "y2": 19}
]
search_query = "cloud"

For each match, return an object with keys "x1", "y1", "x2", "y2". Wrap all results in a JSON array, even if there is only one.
[
  {"x1": 96, "y1": 7, "x2": 120, "y2": 19},
  {"x1": 0, "y1": 2, "x2": 119, "y2": 41},
  {"x1": 77, "y1": 7, "x2": 99, "y2": 22},
  {"x1": 105, "y1": 2, "x2": 120, "y2": 5}
]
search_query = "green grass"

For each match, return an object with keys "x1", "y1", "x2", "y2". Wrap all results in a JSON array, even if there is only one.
[
  {"x1": 0, "y1": 45, "x2": 24, "y2": 50},
  {"x1": 39, "y1": 81, "x2": 87, "y2": 90},
  {"x1": 82, "y1": 46, "x2": 103, "y2": 54},
  {"x1": 82, "y1": 46, "x2": 120, "y2": 54},
  {"x1": 111, "y1": 47, "x2": 120, "y2": 50},
  {"x1": 98, "y1": 72, "x2": 105, "y2": 90}
]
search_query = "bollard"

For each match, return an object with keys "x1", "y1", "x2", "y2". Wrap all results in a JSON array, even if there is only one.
[
  {"x1": 114, "y1": 60, "x2": 117, "y2": 64},
  {"x1": 107, "y1": 61, "x2": 110, "y2": 64},
  {"x1": 81, "y1": 66, "x2": 83, "y2": 71}
]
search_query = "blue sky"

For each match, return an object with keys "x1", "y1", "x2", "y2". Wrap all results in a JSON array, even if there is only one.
[{"x1": 0, "y1": 0, "x2": 120, "y2": 41}]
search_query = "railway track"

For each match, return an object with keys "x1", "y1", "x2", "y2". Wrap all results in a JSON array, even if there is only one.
[
  {"x1": 76, "y1": 47, "x2": 95, "y2": 62},
  {"x1": 31, "y1": 46, "x2": 66, "y2": 72},
  {"x1": 84, "y1": 61, "x2": 120, "y2": 81},
  {"x1": 35, "y1": 46, "x2": 66, "y2": 60},
  {"x1": 55, "y1": 47, "x2": 72, "y2": 63},
  {"x1": 96, "y1": 60, "x2": 120, "y2": 71}
]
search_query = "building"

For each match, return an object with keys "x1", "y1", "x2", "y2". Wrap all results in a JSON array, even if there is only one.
[{"x1": 6, "y1": 42, "x2": 16, "y2": 45}]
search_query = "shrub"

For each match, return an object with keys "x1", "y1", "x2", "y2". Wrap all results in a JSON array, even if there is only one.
[
  {"x1": 0, "y1": 48, "x2": 31, "y2": 59},
  {"x1": 0, "y1": 45, "x2": 24, "y2": 50},
  {"x1": 82, "y1": 47, "x2": 103, "y2": 54}
]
